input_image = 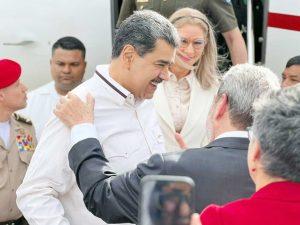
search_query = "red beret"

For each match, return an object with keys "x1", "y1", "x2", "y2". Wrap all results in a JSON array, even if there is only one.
[{"x1": 0, "y1": 59, "x2": 22, "y2": 89}]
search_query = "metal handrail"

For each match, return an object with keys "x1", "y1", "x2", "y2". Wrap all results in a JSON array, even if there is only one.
[{"x1": 247, "y1": 0, "x2": 255, "y2": 64}]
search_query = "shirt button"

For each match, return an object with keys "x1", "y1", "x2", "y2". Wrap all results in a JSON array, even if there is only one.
[
  {"x1": 12, "y1": 188, "x2": 15, "y2": 192},
  {"x1": 9, "y1": 169, "x2": 13, "y2": 172},
  {"x1": 9, "y1": 208, "x2": 13, "y2": 212}
]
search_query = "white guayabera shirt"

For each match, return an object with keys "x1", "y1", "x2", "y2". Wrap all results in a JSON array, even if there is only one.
[{"x1": 16, "y1": 64, "x2": 165, "y2": 225}]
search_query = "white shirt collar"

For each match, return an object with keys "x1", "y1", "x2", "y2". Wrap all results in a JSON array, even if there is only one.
[
  {"x1": 215, "y1": 131, "x2": 248, "y2": 140},
  {"x1": 95, "y1": 65, "x2": 139, "y2": 107},
  {"x1": 169, "y1": 70, "x2": 194, "y2": 86}
]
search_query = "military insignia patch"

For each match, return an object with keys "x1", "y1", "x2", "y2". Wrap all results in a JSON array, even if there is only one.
[
  {"x1": 13, "y1": 113, "x2": 32, "y2": 125},
  {"x1": 16, "y1": 132, "x2": 35, "y2": 152}
]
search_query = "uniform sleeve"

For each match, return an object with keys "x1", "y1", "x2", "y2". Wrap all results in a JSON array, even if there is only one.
[
  {"x1": 200, "y1": 204, "x2": 223, "y2": 225},
  {"x1": 16, "y1": 116, "x2": 73, "y2": 225},
  {"x1": 204, "y1": 0, "x2": 238, "y2": 33},
  {"x1": 116, "y1": 0, "x2": 136, "y2": 28},
  {"x1": 68, "y1": 138, "x2": 166, "y2": 224}
]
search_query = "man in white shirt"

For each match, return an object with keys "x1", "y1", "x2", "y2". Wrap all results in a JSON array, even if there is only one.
[
  {"x1": 53, "y1": 64, "x2": 281, "y2": 223},
  {"x1": 19, "y1": 36, "x2": 86, "y2": 140},
  {"x1": 16, "y1": 10, "x2": 179, "y2": 225}
]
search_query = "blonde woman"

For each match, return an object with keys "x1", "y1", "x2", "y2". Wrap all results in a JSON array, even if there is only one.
[{"x1": 154, "y1": 7, "x2": 219, "y2": 152}]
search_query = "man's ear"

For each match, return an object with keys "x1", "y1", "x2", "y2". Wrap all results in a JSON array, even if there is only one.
[
  {"x1": 213, "y1": 94, "x2": 228, "y2": 121},
  {"x1": 120, "y1": 44, "x2": 136, "y2": 70},
  {"x1": 250, "y1": 139, "x2": 262, "y2": 163},
  {"x1": 247, "y1": 138, "x2": 262, "y2": 179}
]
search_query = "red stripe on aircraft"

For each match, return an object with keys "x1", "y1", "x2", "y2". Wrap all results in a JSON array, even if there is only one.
[{"x1": 268, "y1": 12, "x2": 300, "y2": 32}]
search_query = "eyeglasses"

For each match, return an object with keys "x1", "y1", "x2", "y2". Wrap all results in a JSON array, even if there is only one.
[
  {"x1": 246, "y1": 126, "x2": 254, "y2": 141},
  {"x1": 179, "y1": 37, "x2": 206, "y2": 50}
]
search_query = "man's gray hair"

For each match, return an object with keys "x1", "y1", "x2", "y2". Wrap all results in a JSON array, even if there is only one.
[
  {"x1": 217, "y1": 64, "x2": 280, "y2": 129},
  {"x1": 112, "y1": 10, "x2": 179, "y2": 58},
  {"x1": 252, "y1": 84, "x2": 300, "y2": 182}
]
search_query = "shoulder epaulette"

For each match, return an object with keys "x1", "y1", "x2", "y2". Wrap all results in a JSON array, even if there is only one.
[{"x1": 13, "y1": 113, "x2": 32, "y2": 125}]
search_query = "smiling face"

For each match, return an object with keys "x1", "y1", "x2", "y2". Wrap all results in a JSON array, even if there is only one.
[
  {"x1": 127, "y1": 39, "x2": 176, "y2": 99},
  {"x1": 50, "y1": 48, "x2": 86, "y2": 95},
  {"x1": 176, "y1": 24, "x2": 206, "y2": 67},
  {"x1": 282, "y1": 65, "x2": 300, "y2": 88}
]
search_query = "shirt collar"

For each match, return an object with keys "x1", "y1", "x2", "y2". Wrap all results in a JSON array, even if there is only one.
[
  {"x1": 169, "y1": 70, "x2": 194, "y2": 87},
  {"x1": 35, "y1": 81, "x2": 62, "y2": 99},
  {"x1": 0, "y1": 120, "x2": 9, "y2": 126},
  {"x1": 10, "y1": 114, "x2": 23, "y2": 131},
  {"x1": 185, "y1": 70, "x2": 194, "y2": 86},
  {"x1": 215, "y1": 131, "x2": 249, "y2": 140},
  {"x1": 95, "y1": 65, "x2": 139, "y2": 107}
]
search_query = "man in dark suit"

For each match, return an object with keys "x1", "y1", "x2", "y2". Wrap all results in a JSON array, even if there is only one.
[{"x1": 54, "y1": 64, "x2": 280, "y2": 223}]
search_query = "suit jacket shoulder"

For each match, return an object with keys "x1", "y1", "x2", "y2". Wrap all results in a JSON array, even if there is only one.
[{"x1": 162, "y1": 137, "x2": 254, "y2": 211}]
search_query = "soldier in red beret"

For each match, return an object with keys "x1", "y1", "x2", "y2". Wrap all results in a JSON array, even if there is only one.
[{"x1": 0, "y1": 59, "x2": 37, "y2": 225}]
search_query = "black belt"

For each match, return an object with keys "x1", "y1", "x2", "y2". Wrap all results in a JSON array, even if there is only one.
[{"x1": 0, "y1": 216, "x2": 26, "y2": 225}]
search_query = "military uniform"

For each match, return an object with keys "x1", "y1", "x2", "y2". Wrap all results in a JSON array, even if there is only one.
[
  {"x1": 117, "y1": 0, "x2": 238, "y2": 33},
  {"x1": 0, "y1": 114, "x2": 36, "y2": 225}
]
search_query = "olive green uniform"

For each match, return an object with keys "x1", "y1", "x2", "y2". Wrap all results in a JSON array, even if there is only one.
[
  {"x1": 117, "y1": 0, "x2": 238, "y2": 33},
  {"x1": 0, "y1": 114, "x2": 37, "y2": 224}
]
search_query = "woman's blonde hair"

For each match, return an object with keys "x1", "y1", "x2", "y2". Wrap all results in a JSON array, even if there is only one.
[{"x1": 169, "y1": 8, "x2": 219, "y2": 89}]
